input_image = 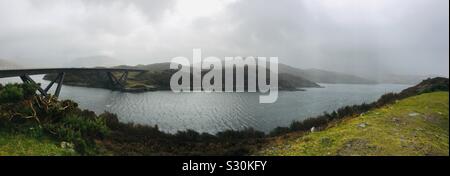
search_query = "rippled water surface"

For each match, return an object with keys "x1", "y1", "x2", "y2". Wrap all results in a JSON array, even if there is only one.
[{"x1": 1, "y1": 76, "x2": 410, "y2": 133}]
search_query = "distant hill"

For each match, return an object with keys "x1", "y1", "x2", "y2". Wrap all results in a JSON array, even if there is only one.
[
  {"x1": 65, "y1": 55, "x2": 124, "y2": 68},
  {"x1": 399, "y1": 77, "x2": 449, "y2": 97},
  {"x1": 278, "y1": 64, "x2": 377, "y2": 84},
  {"x1": 366, "y1": 74, "x2": 443, "y2": 85},
  {"x1": 50, "y1": 61, "x2": 444, "y2": 91},
  {"x1": 115, "y1": 62, "x2": 172, "y2": 72},
  {"x1": 119, "y1": 62, "x2": 439, "y2": 85},
  {"x1": 127, "y1": 62, "x2": 321, "y2": 89},
  {"x1": 117, "y1": 62, "x2": 377, "y2": 85},
  {"x1": 277, "y1": 64, "x2": 443, "y2": 85},
  {"x1": 45, "y1": 62, "x2": 322, "y2": 91},
  {"x1": 0, "y1": 59, "x2": 22, "y2": 70}
]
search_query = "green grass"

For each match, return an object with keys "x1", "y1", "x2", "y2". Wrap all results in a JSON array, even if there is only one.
[
  {"x1": 257, "y1": 92, "x2": 449, "y2": 156},
  {"x1": 0, "y1": 131, "x2": 77, "y2": 156}
]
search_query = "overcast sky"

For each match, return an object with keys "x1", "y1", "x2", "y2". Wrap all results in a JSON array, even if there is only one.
[{"x1": 0, "y1": 0, "x2": 448, "y2": 76}]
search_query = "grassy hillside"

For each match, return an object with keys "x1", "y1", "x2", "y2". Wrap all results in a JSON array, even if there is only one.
[
  {"x1": 257, "y1": 92, "x2": 449, "y2": 156},
  {"x1": 0, "y1": 131, "x2": 76, "y2": 156},
  {"x1": 278, "y1": 64, "x2": 376, "y2": 84}
]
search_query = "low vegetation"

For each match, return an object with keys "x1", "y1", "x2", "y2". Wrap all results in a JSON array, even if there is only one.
[
  {"x1": 0, "y1": 131, "x2": 77, "y2": 156},
  {"x1": 0, "y1": 77, "x2": 448, "y2": 155}
]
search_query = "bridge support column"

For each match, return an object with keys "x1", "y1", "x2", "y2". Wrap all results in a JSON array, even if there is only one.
[
  {"x1": 107, "y1": 71, "x2": 128, "y2": 90},
  {"x1": 20, "y1": 72, "x2": 65, "y2": 98},
  {"x1": 119, "y1": 71, "x2": 129, "y2": 83},
  {"x1": 20, "y1": 75, "x2": 48, "y2": 96},
  {"x1": 44, "y1": 72, "x2": 65, "y2": 97}
]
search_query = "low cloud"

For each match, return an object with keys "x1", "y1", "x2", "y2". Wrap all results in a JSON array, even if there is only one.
[{"x1": 0, "y1": 0, "x2": 448, "y2": 76}]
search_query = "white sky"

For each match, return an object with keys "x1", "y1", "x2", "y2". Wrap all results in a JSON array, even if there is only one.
[{"x1": 0, "y1": 0, "x2": 448, "y2": 76}]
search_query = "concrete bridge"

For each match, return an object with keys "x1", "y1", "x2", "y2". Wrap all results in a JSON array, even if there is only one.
[{"x1": 0, "y1": 68, "x2": 146, "y2": 98}]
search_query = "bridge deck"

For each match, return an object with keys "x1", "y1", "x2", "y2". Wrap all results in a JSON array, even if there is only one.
[{"x1": 0, "y1": 68, "x2": 146, "y2": 78}]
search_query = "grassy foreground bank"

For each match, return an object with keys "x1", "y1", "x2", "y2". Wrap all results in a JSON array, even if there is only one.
[
  {"x1": 257, "y1": 92, "x2": 449, "y2": 156},
  {"x1": 0, "y1": 131, "x2": 76, "y2": 156}
]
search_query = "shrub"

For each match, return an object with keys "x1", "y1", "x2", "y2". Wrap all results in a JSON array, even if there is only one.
[
  {"x1": 20, "y1": 83, "x2": 38, "y2": 99},
  {"x1": 0, "y1": 84, "x2": 24, "y2": 103},
  {"x1": 289, "y1": 116, "x2": 329, "y2": 132},
  {"x1": 216, "y1": 128, "x2": 265, "y2": 140},
  {"x1": 43, "y1": 114, "x2": 110, "y2": 154},
  {"x1": 269, "y1": 127, "x2": 290, "y2": 136},
  {"x1": 175, "y1": 130, "x2": 202, "y2": 142},
  {"x1": 376, "y1": 92, "x2": 399, "y2": 107}
]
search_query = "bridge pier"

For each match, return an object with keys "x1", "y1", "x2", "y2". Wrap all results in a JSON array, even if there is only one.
[
  {"x1": 1, "y1": 68, "x2": 146, "y2": 99},
  {"x1": 20, "y1": 72, "x2": 65, "y2": 98},
  {"x1": 20, "y1": 75, "x2": 48, "y2": 96},
  {"x1": 106, "y1": 71, "x2": 129, "y2": 90},
  {"x1": 20, "y1": 71, "x2": 129, "y2": 97},
  {"x1": 43, "y1": 72, "x2": 65, "y2": 98}
]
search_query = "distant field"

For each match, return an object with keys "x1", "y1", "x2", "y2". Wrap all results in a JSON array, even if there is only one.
[{"x1": 257, "y1": 92, "x2": 449, "y2": 156}]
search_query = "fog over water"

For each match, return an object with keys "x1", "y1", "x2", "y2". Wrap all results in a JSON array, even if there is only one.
[{"x1": 0, "y1": 0, "x2": 448, "y2": 77}]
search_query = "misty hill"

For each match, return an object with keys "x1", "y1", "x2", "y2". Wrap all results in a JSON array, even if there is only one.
[
  {"x1": 115, "y1": 62, "x2": 172, "y2": 72},
  {"x1": 278, "y1": 64, "x2": 377, "y2": 84},
  {"x1": 81, "y1": 61, "x2": 443, "y2": 85},
  {"x1": 44, "y1": 62, "x2": 321, "y2": 91},
  {"x1": 126, "y1": 62, "x2": 321, "y2": 90},
  {"x1": 399, "y1": 77, "x2": 449, "y2": 97},
  {"x1": 365, "y1": 74, "x2": 443, "y2": 85},
  {"x1": 0, "y1": 59, "x2": 22, "y2": 70},
  {"x1": 118, "y1": 62, "x2": 376, "y2": 84},
  {"x1": 65, "y1": 55, "x2": 124, "y2": 68}
]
